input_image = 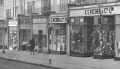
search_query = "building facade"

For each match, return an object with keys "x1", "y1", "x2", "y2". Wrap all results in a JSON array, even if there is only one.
[
  {"x1": 26, "y1": 0, "x2": 50, "y2": 52},
  {"x1": 68, "y1": 2, "x2": 120, "y2": 58},
  {"x1": 32, "y1": 14, "x2": 48, "y2": 52},
  {"x1": 48, "y1": 0, "x2": 70, "y2": 54},
  {"x1": 48, "y1": 13, "x2": 68, "y2": 54},
  {"x1": 5, "y1": 0, "x2": 22, "y2": 49}
]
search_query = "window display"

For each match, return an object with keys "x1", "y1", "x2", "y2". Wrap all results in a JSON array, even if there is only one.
[
  {"x1": 70, "y1": 16, "x2": 115, "y2": 57},
  {"x1": 48, "y1": 23, "x2": 66, "y2": 54},
  {"x1": 70, "y1": 17, "x2": 94, "y2": 57},
  {"x1": 0, "y1": 29, "x2": 7, "y2": 49},
  {"x1": 93, "y1": 16, "x2": 115, "y2": 58},
  {"x1": 9, "y1": 31, "x2": 18, "y2": 50}
]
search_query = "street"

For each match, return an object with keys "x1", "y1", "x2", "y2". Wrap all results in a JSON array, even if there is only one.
[
  {"x1": 1, "y1": 50, "x2": 120, "y2": 69},
  {"x1": 0, "y1": 58, "x2": 58, "y2": 69}
]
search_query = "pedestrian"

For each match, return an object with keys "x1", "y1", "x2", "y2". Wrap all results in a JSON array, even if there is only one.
[{"x1": 29, "y1": 38, "x2": 35, "y2": 55}]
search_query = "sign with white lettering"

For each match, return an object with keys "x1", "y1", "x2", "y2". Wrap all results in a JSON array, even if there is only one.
[
  {"x1": 70, "y1": 6, "x2": 120, "y2": 17},
  {"x1": 8, "y1": 20, "x2": 18, "y2": 26},
  {"x1": 50, "y1": 16, "x2": 67, "y2": 23}
]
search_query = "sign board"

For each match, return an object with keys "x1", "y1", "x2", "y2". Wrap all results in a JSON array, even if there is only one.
[
  {"x1": 70, "y1": 5, "x2": 120, "y2": 17},
  {"x1": 85, "y1": 7, "x2": 113, "y2": 16},
  {"x1": 50, "y1": 16, "x2": 67, "y2": 23},
  {"x1": 8, "y1": 20, "x2": 18, "y2": 26}
]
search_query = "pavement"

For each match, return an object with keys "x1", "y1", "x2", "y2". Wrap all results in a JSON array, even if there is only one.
[
  {"x1": 0, "y1": 57, "x2": 57, "y2": 69},
  {"x1": 0, "y1": 49, "x2": 120, "y2": 69}
]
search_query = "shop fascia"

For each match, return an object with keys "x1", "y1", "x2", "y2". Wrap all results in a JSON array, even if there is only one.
[
  {"x1": 50, "y1": 15, "x2": 67, "y2": 23},
  {"x1": 70, "y1": 4, "x2": 120, "y2": 17}
]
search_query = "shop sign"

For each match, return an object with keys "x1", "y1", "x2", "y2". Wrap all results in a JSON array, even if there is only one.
[
  {"x1": 8, "y1": 20, "x2": 18, "y2": 26},
  {"x1": 85, "y1": 7, "x2": 114, "y2": 16},
  {"x1": 50, "y1": 16, "x2": 67, "y2": 23},
  {"x1": 70, "y1": 6, "x2": 120, "y2": 17}
]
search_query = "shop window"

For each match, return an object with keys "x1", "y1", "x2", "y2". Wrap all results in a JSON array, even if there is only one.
[
  {"x1": 70, "y1": 17, "x2": 94, "y2": 57},
  {"x1": 93, "y1": 16, "x2": 115, "y2": 57},
  {"x1": 48, "y1": 23, "x2": 67, "y2": 54}
]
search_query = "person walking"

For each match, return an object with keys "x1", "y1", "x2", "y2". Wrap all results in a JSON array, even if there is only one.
[{"x1": 29, "y1": 38, "x2": 35, "y2": 55}]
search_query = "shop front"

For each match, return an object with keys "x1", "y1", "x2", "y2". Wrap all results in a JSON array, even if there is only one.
[
  {"x1": 18, "y1": 15, "x2": 32, "y2": 50},
  {"x1": 69, "y1": 3, "x2": 120, "y2": 57},
  {"x1": 0, "y1": 20, "x2": 7, "y2": 49},
  {"x1": 32, "y1": 15, "x2": 48, "y2": 52},
  {"x1": 48, "y1": 14, "x2": 67, "y2": 54},
  {"x1": 8, "y1": 19, "x2": 18, "y2": 50}
]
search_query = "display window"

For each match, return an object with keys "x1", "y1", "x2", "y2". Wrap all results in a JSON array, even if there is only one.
[
  {"x1": 48, "y1": 23, "x2": 66, "y2": 54},
  {"x1": 9, "y1": 31, "x2": 17, "y2": 48},
  {"x1": 70, "y1": 17, "x2": 94, "y2": 57},
  {"x1": 0, "y1": 28, "x2": 7, "y2": 48},
  {"x1": 70, "y1": 16, "x2": 115, "y2": 57},
  {"x1": 8, "y1": 26, "x2": 19, "y2": 50},
  {"x1": 93, "y1": 16, "x2": 115, "y2": 57}
]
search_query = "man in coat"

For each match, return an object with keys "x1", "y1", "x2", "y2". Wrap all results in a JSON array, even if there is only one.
[{"x1": 29, "y1": 38, "x2": 35, "y2": 55}]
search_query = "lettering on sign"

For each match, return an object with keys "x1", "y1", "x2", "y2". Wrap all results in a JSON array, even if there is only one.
[
  {"x1": 50, "y1": 16, "x2": 67, "y2": 23},
  {"x1": 85, "y1": 7, "x2": 114, "y2": 15},
  {"x1": 8, "y1": 20, "x2": 18, "y2": 26},
  {"x1": 70, "y1": 5, "x2": 120, "y2": 17}
]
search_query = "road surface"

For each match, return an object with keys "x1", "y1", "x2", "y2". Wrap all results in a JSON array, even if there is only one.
[{"x1": 0, "y1": 58, "x2": 59, "y2": 69}]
